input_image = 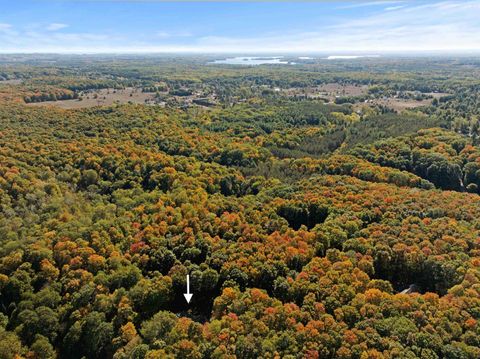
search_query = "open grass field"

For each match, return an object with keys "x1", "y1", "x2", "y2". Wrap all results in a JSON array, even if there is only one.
[{"x1": 26, "y1": 87, "x2": 157, "y2": 109}]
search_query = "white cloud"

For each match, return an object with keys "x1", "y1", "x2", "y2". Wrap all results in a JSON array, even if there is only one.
[
  {"x1": 338, "y1": 1, "x2": 406, "y2": 9},
  {"x1": 177, "y1": 1, "x2": 480, "y2": 54},
  {"x1": 1, "y1": 1, "x2": 480, "y2": 53},
  {"x1": 0, "y1": 23, "x2": 12, "y2": 31},
  {"x1": 384, "y1": 5, "x2": 406, "y2": 11},
  {"x1": 190, "y1": 0, "x2": 480, "y2": 54},
  {"x1": 156, "y1": 30, "x2": 192, "y2": 39},
  {"x1": 156, "y1": 31, "x2": 172, "y2": 39},
  {"x1": 0, "y1": 28, "x2": 115, "y2": 53},
  {"x1": 46, "y1": 23, "x2": 68, "y2": 31}
]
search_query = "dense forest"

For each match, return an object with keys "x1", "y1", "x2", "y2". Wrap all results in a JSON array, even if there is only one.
[{"x1": 0, "y1": 55, "x2": 479, "y2": 358}]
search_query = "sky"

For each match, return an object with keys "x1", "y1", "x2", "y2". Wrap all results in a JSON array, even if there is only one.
[{"x1": 1, "y1": 1, "x2": 480, "y2": 54}]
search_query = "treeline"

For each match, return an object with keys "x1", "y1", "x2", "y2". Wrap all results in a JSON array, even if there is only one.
[
  {"x1": 264, "y1": 111, "x2": 440, "y2": 159},
  {"x1": 24, "y1": 91, "x2": 79, "y2": 103},
  {"x1": 141, "y1": 85, "x2": 168, "y2": 93},
  {"x1": 350, "y1": 128, "x2": 480, "y2": 192}
]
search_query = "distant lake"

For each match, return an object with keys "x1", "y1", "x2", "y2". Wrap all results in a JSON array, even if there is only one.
[
  {"x1": 210, "y1": 56, "x2": 290, "y2": 65},
  {"x1": 326, "y1": 55, "x2": 380, "y2": 60},
  {"x1": 210, "y1": 55, "x2": 381, "y2": 64}
]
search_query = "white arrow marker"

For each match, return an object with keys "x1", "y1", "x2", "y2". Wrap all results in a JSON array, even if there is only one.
[{"x1": 184, "y1": 274, "x2": 193, "y2": 304}]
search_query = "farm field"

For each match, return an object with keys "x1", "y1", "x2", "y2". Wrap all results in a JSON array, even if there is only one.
[{"x1": 25, "y1": 87, "x2": 157, "y2": 109}]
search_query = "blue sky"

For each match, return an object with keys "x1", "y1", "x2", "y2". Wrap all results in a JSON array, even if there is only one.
[{"x1": 1, "y1": 1, "x2": 480, "y2": 53}]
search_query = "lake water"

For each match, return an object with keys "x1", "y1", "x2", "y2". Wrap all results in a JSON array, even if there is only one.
[
  {"x1": 210, "y1": 55, "x2": 381, "y2": 65},
  {"x1": 326, "y1": 55, "x2": 380, "y2": 60},
  {"x1": 210, "y1": 56, "x2": 290, "y2": 65}
]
